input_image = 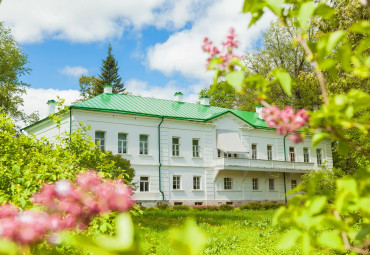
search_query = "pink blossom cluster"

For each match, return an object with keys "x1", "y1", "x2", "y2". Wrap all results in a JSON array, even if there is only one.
[
  {"x1": 202, "y1": 27, "x2": 241, "y2": 70},
  {"x1": 261, "y1": 106, "x2": 310, "y2": 143},
  {"x1": 0, "y1": 171, "x2": 133, "y2": 246},
  {"x1": 0, "y1": 204, "x2": 63, "y2": 245}
]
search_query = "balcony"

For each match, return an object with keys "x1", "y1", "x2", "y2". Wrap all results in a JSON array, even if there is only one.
[{"x1": 215, "y1": 157, "x2": 315, "y2": 173}]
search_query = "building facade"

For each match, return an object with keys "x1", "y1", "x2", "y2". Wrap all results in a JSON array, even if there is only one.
[{"x1": 23, "y1": 86, "x2": 332, "y2": 206}]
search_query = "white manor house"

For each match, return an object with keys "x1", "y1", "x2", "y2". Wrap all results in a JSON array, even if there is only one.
[{"x1": 23, "y1": 85, "x2": 333, "y2": 206}]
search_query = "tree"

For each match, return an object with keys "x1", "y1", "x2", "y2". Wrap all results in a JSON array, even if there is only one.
[
  {"x1": 97, "y1": 44, "x2": 125, "y2": 94},
  {"x1": 199, "y1": 81, "x2": 237, "y2": 108},
  {"x1": 78, "y1": 44, "x2": 125, "y2": 99},
  {"x1": 0, "y1": 22, "x2": 30, "y2": 122}
]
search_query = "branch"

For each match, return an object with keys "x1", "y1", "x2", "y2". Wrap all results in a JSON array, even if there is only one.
[{"x1": 333, "y1": 210, "x2": 370, "y2": 254}]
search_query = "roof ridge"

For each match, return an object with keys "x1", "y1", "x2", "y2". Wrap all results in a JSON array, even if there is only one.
[{"x1": 73, "y1": 93, "x2": 254, "y2": 114}]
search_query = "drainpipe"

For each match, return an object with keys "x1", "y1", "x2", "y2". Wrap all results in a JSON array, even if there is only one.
[
  {"x1": 158, "y1": 116, "x2": 165, "y2": 200},
  {"x1": 69, "y1": 108, "x2": 72, "y2": 143},
  {"x1": 283, "y1": 134, "x2": 288, "y2": 204}
]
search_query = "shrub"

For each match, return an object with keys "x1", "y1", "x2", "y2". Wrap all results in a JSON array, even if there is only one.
[
  {"x1": 145, "y1": 207, "x2": 159, "y2": 211},
  {"x1": 240, "y1": 202, "x2": 262, "y2": 210},
  {"x1": 193, "y1": 206, "x2": 219, "y2": 211},
  {"x1": 172, "y1": 205, "x2": 190, "y2": 211},
  {"x1": 219, "y1": 204, "x2": 234, "y2": 211},
  {"x1": 156, "y1": 203, "x2": 169, "y2": 210},
  {"x1": 262, "y1": 202, "x2": 284, "y2": 210}
]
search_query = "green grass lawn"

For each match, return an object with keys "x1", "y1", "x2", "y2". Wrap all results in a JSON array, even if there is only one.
[{"x1": 132, "y1": 209, "x2": 303, "y2": 255}]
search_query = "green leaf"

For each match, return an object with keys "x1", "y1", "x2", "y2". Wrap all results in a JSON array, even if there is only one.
[
  {"x1": 312, "y1": 132, "x2": 331, "y2": 148},
  {"x1": 337, "y1": 140, "x2": 351, "y2": 156},
  {"x1": 242, "y1": 0, "x2": 266, "y2": 26},
  {"x1": 359, "y1": 198, "x2": 370, "y2": 213},
  {"x1": 318, "y1": 231, "x2": 344, "y2": 251},
  {"x1": 170, "y1": 220, "x2": 206, "y2": 255},
  {"x1": 273, "y1": 69, "x2": 292, "y2": 96},
  {"x1": 350, "y1": 21, "x2": 370, "y2": 35},
  {"x1": 208, "y1": 57, "x2": 223, "y2": 70},
  {"x1": 265, "y1": 0, "x2": 284, "y2": 15},
  {"x1": 226, "y1": 71, "x2": 244, "y2": 90},
  {"x1": 277, "y1": 229, "x2": 301, "y2": 250},
  {"x1": 301, "y1": 232, "x2": 311, "y2": 255},
  {"x1": 0, "y1": 240, "x2": 17, "y2": 255},
  {"x1": 309, "y1": 197, "x2": 327, "y2": 215},
  {"x1": 314, "y1": 3, "x2": 334, "y2": 19},
  {"x1": 297, "y1": 2, "x2": 316, "y2": 30},
  {"x1": 326, "y1": 31, "x2": 346, "y2": 54}
]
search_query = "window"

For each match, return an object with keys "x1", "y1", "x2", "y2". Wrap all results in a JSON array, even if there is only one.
[
  {"x1": 224, "y1": 178, "x2": 232, "y2": 190},
  {"x1": 289, "y1": 147, "x2": 295, "y2": 162},
  {"x1": 269, "y1": 179, "x2": 275, "y2": 190},
  {"x1": 95, "y1": 131, "x2": 105, "y2": 150},
  {"x1": 140, "y1": 177, "x2": 149, "y2": 192},
  {"x1": 267, "y1": 145, "x2": 272, "y2": 160},
  {"x1": 226, "y1": 202, "x2": 233, "y2": 205},
  {"x1": 316, "y1": 149, "x2": 322, "y2": 165},
  {"x1": 172, "y1": 137, "x2": 180, "y2": 156},
  {"x1": 173, "y1": 176, "x2": 181, "y2": 190},
  {"x1": 252, "y1": 178, "x2": 259, "y2": 190},
  {"x1": 217, "y1": 149, "x2": 221, "y2": 158},
  {"x1": 303, "y1": 147, "x2": 309, "y2": 162},
  {"x1": 118, "y1": 133, "x2": 127, "y2": 154},
  {"x1": 193, "y1": 176, "x2": 201, "y2": 190},
  {"x1": 194, "y1": 202, "x2": 203, "y2": 206},
  {"x1": 139, "y1": 135, "x2": 148, "y2": 155},
  {"x1": 174, "y1": 202, "x2": 183, "y2": 205},
  {"x1": 252, "y1": 144, "x2": 257, "y2": 159},
  {"x1": 192, "y1": 139, "x2": 200, "y2": 157},
  {"x1": 291, "y1": 180, "x2": 297, "y2": 189}
]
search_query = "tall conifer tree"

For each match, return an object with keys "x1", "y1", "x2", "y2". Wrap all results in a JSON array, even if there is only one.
[{"x1": 97, "y1": 44, "x2": 125, "y2": 94}]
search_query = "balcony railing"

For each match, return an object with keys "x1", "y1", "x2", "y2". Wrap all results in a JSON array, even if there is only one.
[{"x1": 215, "y1": 157, "x2": 315, "y2": 172}]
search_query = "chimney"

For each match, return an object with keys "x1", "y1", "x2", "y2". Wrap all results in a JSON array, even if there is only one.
[
  {"x1": 174, "y1": 92, "x2": 183, "y2": 102},
  {"x1": 104, "y1": 84, "x2": 113, "y2": 93},
  {"x1": 200, "y1": 96, "x2": 210, "y2": 106},
  {"x1": 47, "y1": 100, "x2": 56, "y2": 115},
  {"x1": 255, "y1": 105, "x2": 264, "y2": 119}
]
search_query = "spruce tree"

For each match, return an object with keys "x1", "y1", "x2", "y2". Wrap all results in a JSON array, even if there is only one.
[{"x1": 97, "y1": 44, "x2": 125, "y2": 94}]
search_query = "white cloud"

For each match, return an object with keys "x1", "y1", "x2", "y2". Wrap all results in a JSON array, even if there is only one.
[
  {"x1": 21, "y1": 88, "x2": 81, "y2": 119},
  {"x1": 60, "y1": 66, "x2": 88, "y2": 77},
  {"x1": 125, "y1": 79, "x2": 201, "y2": 103},
  {"x1": 0, "y1": 0, "x2": 209, "y2": 43},
  {"x1": 147, "y1": 0, "x2": 275, "y2": 81}
]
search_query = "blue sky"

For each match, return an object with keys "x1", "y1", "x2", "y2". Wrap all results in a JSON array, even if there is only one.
[{"x1": 0, "y1": 0, "x2": 274, "y2": 118}]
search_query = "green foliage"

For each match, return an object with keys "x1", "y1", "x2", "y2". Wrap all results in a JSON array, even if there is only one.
[
  {"x1": 172, "y1": 205, "x2": 190, "y2": 211},
  {"x1": 240, "y1": 202, "x2": 263, "y2": 210},
  {"x1": 199, "y1": 81, "x2": 237, "y2": 109},
  {"x1": 0, "y1": 113, "x2": 134, "y2": 208},
  {"x1": 0, "y1": 22, "x2": 31, "y2": 122},
  {"x1": 155, "y1": 203, "x2": 169, "y2": 210},
  {"x1": 218, "y1": 204, "x2": 234, "y2": 211},
  {"x1": 193, "y1": 205, "x2": 219, "y2": 211}
]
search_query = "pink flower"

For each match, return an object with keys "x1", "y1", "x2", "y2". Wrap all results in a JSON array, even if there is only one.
[
  {"x1": 261, "y1": 106, "x2": 309, "y2": 143},
  {"x1": 0, "y1": 204, "x2": 19, "y2": 218},
  {"x1": 202, "y1": 27, "x2": 241, "y2": 71}
]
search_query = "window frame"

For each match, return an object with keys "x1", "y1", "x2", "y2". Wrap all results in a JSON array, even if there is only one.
[
  {"x1": 269, "y1": 178, "x2": 275, "y2": 191},
  {"x1": 118, "y1": 133, "x2": 128, "y2": 154},
  {"x1": 173, "y1": 175, "x2": 181, "y2": 190},
  {"x1": 224, "y1": 177, "x2": 232, "y2": 190},
  {"x1": 193, "y1": 176, "x2": 201, "y2": 190},
  {"x1": 316, "y1": 148, "x2": 322, "y2": 165},
  {"x1": 303, "y1": 147, "x2": 309, "y2": 163},
  {"x1": 267, "y1": 145, "x2": 273, "y2": 160},
  {"x1": 252, "y1": 178, "x2": 259, "y2": 190},
  {"x1": 139, "y1": 176, "x2": 149, "y2": 192},
  {"x1": 172, "y1": 137, "x2": 180, "y2": 156},
  {"x1": 139, "y1": 134, "x2": 149, "y2": 155},
  {"x1": 291, "y1": 179, "x2": 297, "y2": 189},
  {"x1": 289, "y1": 147, "x2": 295, "y2": 162},
  {"x1": 252, "y1": 144, "x2": 257, "y2": 159},
  {"x1": 95, "y1": 131, "x2": 105, "y2": 151},
  {"x1": 192, "y1": 139, "x2": 200, "y2": 157}
]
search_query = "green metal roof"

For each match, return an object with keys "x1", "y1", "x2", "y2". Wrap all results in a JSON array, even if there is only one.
[{"x1": 69, "y1": 93, "x2": 270, "y2": 129}]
